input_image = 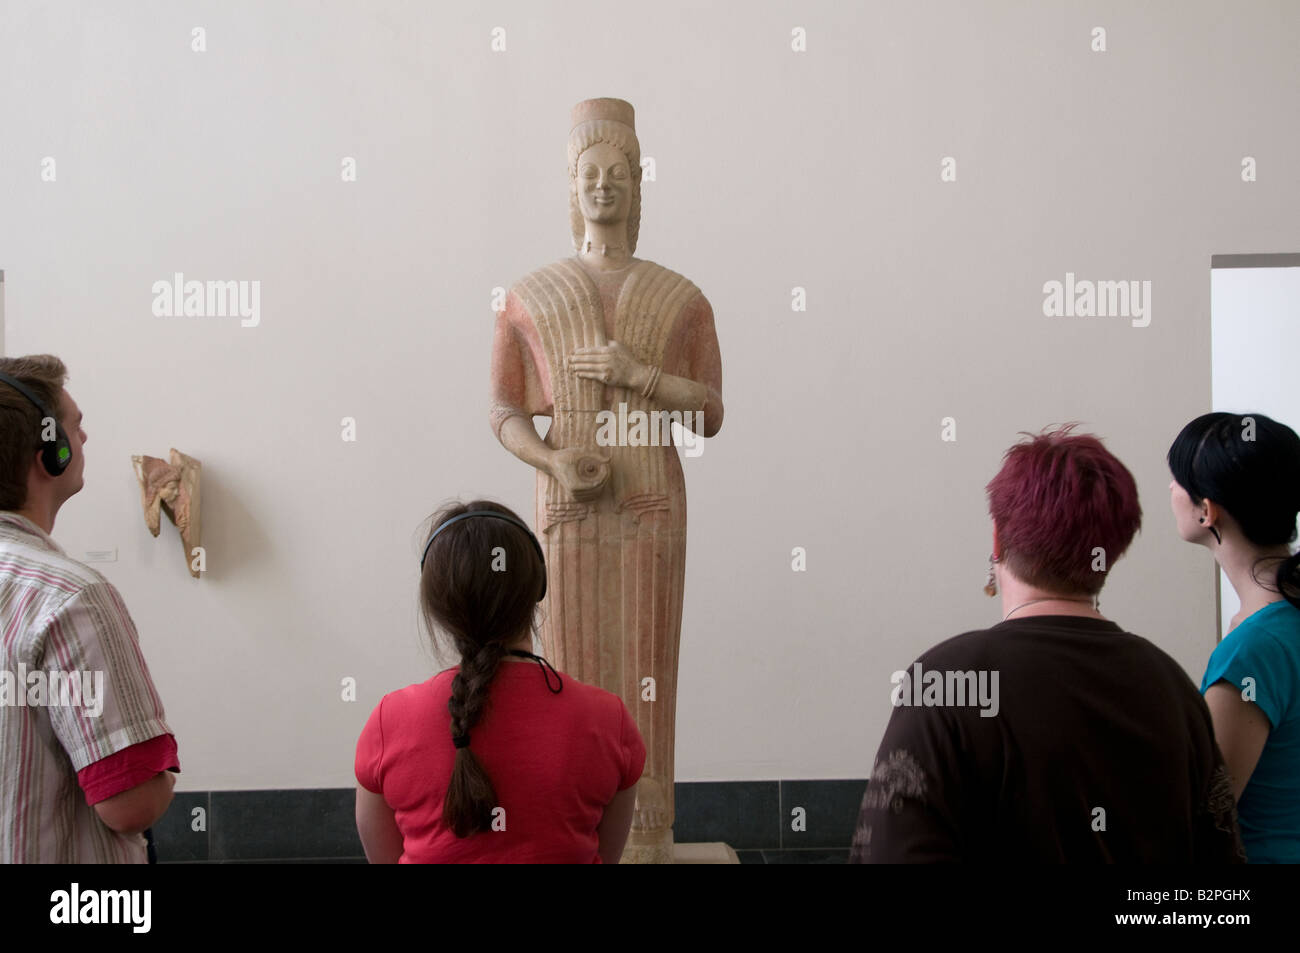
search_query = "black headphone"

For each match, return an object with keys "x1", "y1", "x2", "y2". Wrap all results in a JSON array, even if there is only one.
[
  {"x1": 0, "y1": 372, "x2": 72, "y2": 477},
  {"x1": 420, "y1": 510, "x2": 547, "y2": 602}
]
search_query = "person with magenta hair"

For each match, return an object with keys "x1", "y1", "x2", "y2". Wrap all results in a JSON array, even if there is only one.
[
  {"x1": 851, "y1": 425, "x2": 1244, "y2": 863},
  {"x1": 353, "y1": 499, "x2": 645, "y2": 863},
  {"x1": 1168, "y1": 412, "x2": 1300, "y2": 864}
]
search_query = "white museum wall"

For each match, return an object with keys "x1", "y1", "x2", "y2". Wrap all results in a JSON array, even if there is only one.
[
  {"x1": 2, "y1": 0, "x2": 1299, "y2": 790},
  {"x1": 1210, "y1": 264, "x2": 1300, "y2": 636}
]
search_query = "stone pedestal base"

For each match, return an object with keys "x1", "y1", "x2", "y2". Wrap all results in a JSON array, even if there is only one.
[
  {"x1": 673, "y1": 842, "x2": 740, "y2": 864},
  {"x1": 619, "y1": 831, "x2": 740, "y2": 864},
  {"x1": 620, "y1": 828, "x2": 675, "y2": 864}
]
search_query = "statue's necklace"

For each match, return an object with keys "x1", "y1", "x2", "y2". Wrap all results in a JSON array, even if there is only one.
[{"x1": 582, "y1": 239, "x2": 627, "y2": 256}]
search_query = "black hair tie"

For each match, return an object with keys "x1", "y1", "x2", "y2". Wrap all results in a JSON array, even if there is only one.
[
  {"x1": 452, "y1": 734, "x2": 471, "y2": 749},
  {"x1": 509, "y1": 650, "x2": 563, "y2": 694}
]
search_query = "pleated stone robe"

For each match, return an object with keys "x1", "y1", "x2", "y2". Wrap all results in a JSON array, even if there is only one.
[{"x1": 490, "y1": 256, "x2": 722, "y2": 863}]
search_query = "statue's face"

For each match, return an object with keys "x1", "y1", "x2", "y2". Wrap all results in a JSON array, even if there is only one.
[{"x1": 576, "y1": 142, "x2": 633, "y2": 225}]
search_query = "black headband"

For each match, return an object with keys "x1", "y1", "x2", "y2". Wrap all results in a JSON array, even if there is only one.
[{"x1": 419, "y1": 510, "x2": 547, "y2": 601}]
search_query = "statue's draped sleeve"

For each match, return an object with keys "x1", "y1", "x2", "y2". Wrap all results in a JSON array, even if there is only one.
[
  {"x1": 666, "y1": 293, "x2": 724, "y2": 437},
  {"x1": 489, "y1": 291, "x2": 552, "y2": 440}
]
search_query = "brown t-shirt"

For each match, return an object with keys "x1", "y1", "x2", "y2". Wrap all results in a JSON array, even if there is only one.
[{"x1": 851, "y1": 615, "x2": 1245, "y2": 863}]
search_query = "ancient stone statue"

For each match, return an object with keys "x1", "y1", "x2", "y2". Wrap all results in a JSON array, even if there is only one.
[
  {"x1": 132, "y1": 449, "x2": 202, "y2": 578},
  {"x1": 490, "y1": 97, "x2": 724, "y2": 863}
]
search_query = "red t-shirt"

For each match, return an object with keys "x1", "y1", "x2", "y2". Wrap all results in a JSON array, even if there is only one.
[{"x1": 355, "y1": 662, "x2": 645, "y2": 863}]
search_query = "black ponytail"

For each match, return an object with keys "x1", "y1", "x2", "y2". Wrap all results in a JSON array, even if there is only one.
[{"x1": 1277, "y1": 551, "x2": 1300, "y2": 612}]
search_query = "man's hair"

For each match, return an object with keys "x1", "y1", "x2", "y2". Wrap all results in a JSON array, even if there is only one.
[
  {"x1": 0, "y1": 355, "x2": 68, "y2": 510},
  {"x1": 985, "y1": 423, "x2": 1142, "y2": 596}
]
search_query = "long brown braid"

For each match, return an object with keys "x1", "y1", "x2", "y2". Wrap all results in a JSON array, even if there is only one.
[{"x1": 443, "y1": 641, "x2": 507, "y2": 836}]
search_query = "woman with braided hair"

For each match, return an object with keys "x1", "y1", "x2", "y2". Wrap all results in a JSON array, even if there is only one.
[{"x1": 354, "y1": 500, "x2": 645, "y2": 863}]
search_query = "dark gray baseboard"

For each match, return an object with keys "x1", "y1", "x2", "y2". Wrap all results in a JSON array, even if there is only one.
[{"x1": 152, "y1": 780, "x2": 867, "y2": 865}]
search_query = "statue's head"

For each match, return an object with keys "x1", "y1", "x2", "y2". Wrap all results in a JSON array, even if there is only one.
[{"x1": 568, "y1": 98, "x2": 641, "y2": 254}]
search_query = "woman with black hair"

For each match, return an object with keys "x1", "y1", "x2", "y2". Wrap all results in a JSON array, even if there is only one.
[
  {"x1": 353, "y1": 499, "x2": 644, "y2": 863},
  {"x1": 1168, "y1": 412, "x2": 1300, "y2": 863}
]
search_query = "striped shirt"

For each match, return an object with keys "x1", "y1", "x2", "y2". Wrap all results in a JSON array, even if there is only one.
[{"x1": 0, "y1": 511, "x2": 174, "y2": 862}]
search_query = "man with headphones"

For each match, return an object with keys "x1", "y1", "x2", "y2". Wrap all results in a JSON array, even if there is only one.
[{"x1": 0, "y1": 355, "x2": 179, "y2": 863}]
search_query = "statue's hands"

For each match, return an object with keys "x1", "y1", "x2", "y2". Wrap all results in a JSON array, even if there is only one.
[
  {"x1": 566, "y1": 340, "x2": 645, "y2": 391},
  {"x1": 550, "y1": 447, "x2": 610, "y2": 502}
]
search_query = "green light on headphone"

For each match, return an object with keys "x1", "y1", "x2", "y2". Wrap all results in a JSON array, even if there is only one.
[{"x1": 58, "y1": 447, "x2": 70, "y2": 463}]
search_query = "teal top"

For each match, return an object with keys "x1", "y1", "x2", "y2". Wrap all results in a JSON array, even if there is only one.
[{"x1": 1201, "y1": 600, "x2": 1300, "y2": 863}]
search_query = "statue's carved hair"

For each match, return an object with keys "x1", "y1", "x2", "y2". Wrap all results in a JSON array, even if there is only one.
[
  {"x1": 418, "y1": 499, "x2": 546, "y2": 838},
  {"x1": 0, "y1": 355, "x2": 68, "y2": 510},
  {"x1": 568, "y1": 119, "x2": 641, "y2": 255}
]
